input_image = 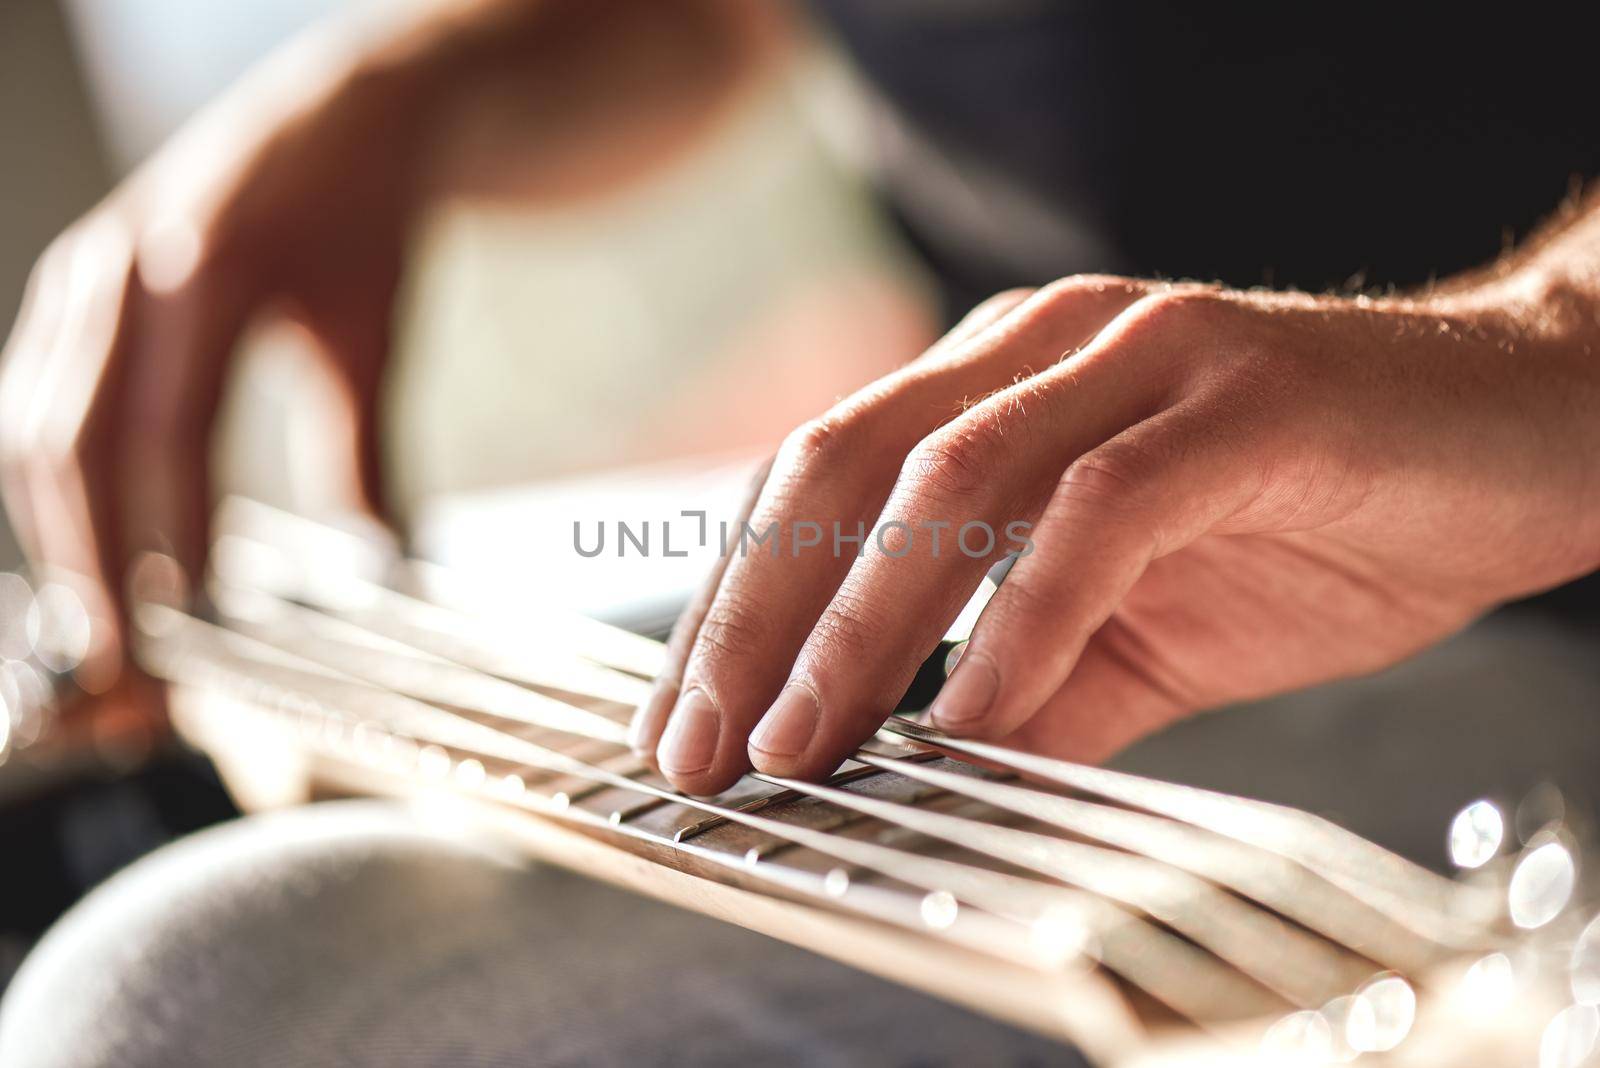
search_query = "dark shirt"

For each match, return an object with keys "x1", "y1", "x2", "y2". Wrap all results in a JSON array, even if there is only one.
[{"x1": 811, "y1": 2, "x2": 1600, "y2": 321}]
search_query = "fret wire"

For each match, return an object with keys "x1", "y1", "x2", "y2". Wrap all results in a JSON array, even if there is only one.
[
  {"x1": 606, "y1": 795, "x2": 673, "y2": 826},
  {"x1": 669, "y1": 755, "x2": 943, "y2": 845},
  {"x1": 851, "y1": 750, "x2": 1455, "y2": 974},
  {"x1": 559, "y1": 780, "x2": 625, "y2": 808},
  {"x1": 735, "y1": 810, "x2": 884, "y2": 863},
  {"x1": 671, "y1": 788, "x2": 810, "y2": 845}
]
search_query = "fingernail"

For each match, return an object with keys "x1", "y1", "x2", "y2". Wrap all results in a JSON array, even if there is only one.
[
  {"x1": 750, "y1": 684, "x2": 819, "y2": 759},
  {"x1": 930, "y1": 651, "x2": 999, "y2": 732},
  {"x1": 657, "y1": 687, "x2": 720, "y2": 775},
  {"x1": 629, "y1": 680, "x2": 678, "y2": 755}
]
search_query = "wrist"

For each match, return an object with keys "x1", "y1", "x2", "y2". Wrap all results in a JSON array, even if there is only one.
[{"x1": 1404, "y1": 254, "x2": 1600, "y2": 591}]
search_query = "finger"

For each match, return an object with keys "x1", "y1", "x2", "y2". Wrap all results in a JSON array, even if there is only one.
[
  {"x1": 927, "y1": 398, "x2": 1259, "y2": 740},
  {"x1": 628, "y1": 455, "x2": 773, "y2": 755},
  {"x1": 746, "y1": 289, "x2": 1199, "y2": 780},
  {"x1": 17, "y1": 220, "x2": 147, "y2": 690},
  {"x1": 295, "y1": 258, "x2": 404, "y2": 522},
  {"x1": 991, "y1": 536, "x2": 1260, "y2": 765},
  {"x1": 656, "y1": 279, "x2": 1149, "y2": 793},
  {"x1": 631, "y1": 287, "x2": 1030, "y2": 757},
  {"x1": 994, "y1": 629, "x2": 1188, "y2": 764},
  {"x1": 122, "y1": 235, "x2": 253, "y2": 590},
  {"x1": 920, "y1": 287, "x2": 1034, "y2": 361}
]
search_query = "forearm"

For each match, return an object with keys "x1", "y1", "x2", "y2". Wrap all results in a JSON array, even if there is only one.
[
  {"x1": 1444, "y1": 188, "x2": 1600, "y2": 355},
  {"x1": 133, "y1": 0, "x2": 790, "y2": 217}
]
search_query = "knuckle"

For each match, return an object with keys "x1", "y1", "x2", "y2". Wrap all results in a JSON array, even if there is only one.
[
  {"x1": 988, "y1": 570, "x2": 1055, "y2": 627},
  {"x1": 998, "y1": 274, "x2": 1148, "y2": 339},
  {"x1": 776, "y1": 413, "x2": 860, "y2": 477},
  {"x1": 1038, "y1": 274, "x2": 1143, "y2": 307},
  {"x1": 1117, "y1": 287, "x2": 1232, "y2": 337},
  {"x1": 690, "y1": 598, "x2": 772, "y2": 666},
  {"x1": 1059, "y1": 440, "x2": 1159, "y2": 513},
  {"x1": 973, "y1": 286, "x2": 1037, "y2": 315},
  {"x1": 135, "y1": 215, "x2": 231, "y2": 296},
  {"x1": 902, "y1": 417, "x2": 1007, "y2": 503},
  {"x1": 808, "y1": 589, "x2": 888, "y2": 660}
]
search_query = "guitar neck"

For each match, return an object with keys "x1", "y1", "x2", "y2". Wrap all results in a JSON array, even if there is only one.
[{"x1": 136, "y1": 504, "x2": 1575, "y2": 1067}]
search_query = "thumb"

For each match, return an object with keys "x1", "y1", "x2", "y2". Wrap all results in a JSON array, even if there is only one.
[
  {"x1": 927, "y1": 402, "x2": 1259, "y2": 741},
  {"x1": 296, "y1": 259, "x2": 402, "y2": 525}
]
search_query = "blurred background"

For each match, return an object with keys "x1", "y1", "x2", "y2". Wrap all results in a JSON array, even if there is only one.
[{"x1": 3, "y1": 0, "x2": 1600, "y2": 1012}]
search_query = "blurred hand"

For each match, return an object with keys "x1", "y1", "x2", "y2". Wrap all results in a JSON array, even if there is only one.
[
  {"x1": 0, "y1": 0, "x2": 782, "y2": 709},
  {"x1": 0, "y1": 47, "x2": 421, "y2": 706},
  {"x1": 632, "y1": 272, "x2": 1600, "y2": 793}
]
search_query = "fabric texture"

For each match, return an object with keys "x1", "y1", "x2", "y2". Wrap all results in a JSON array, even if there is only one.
[{"x1": 0, "y1": 799, "x2": 1074, "y2": 1068}]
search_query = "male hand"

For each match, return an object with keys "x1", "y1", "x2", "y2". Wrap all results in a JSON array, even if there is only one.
[{"x1": 632, "y1": 269, "x2": 1600, "y2": 794}]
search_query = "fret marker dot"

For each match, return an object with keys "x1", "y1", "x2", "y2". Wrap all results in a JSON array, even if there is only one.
[
  {"x1": 824, "y1": 869, "x2": 850, "y2": 897},
  {"x1": 920, "y1": 890, "x2": 958, "y2": 929},
  {"x1": 549, "y1": 792, "x2": 569, "y2": 812},
  {"x1": 743, "y1": 848, "x2": 761, "y2": 868},
  {"x1": 455, "y1": 759, "x2": 486, "y2": 788}
]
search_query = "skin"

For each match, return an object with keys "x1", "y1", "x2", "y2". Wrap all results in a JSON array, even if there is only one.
[{"x1": 5, "y1": 0, "x2": 1600, "y2": 788}]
